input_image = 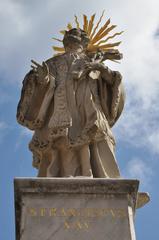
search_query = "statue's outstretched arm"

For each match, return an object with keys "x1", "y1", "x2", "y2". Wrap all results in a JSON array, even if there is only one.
[
  {"x1": 17, "y1": 60, "x2": 56, "y2": 130},
  {"x1": 31, "y1": 60, "x2": 55, "y2": 86}
]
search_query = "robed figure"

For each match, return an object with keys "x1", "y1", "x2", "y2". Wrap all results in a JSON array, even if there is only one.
[{"x1": 17, "y1": 21, "x2": 125, "y2": 178}]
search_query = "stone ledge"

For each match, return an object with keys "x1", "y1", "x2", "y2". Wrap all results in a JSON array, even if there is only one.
[{"x1": 14, "y1": 177, "x2": 139, "y2": 194}]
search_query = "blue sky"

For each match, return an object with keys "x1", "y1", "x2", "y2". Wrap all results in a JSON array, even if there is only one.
[{"x1": 0, "y1": 0, "x2": 159, "y2": 239}]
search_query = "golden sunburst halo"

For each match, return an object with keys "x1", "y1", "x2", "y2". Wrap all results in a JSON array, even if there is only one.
[{"x1": 52, "y1": 10, "x2": 123, "y2": 55}]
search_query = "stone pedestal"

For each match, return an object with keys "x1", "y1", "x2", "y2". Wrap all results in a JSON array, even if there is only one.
[{"x1": 14, "y1": 178, "x2": 139, "y2": 240}]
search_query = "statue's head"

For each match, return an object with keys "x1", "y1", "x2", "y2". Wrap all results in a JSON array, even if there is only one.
[{"x1": 63, "y1": 28, "x2": 90, "y2": 51}]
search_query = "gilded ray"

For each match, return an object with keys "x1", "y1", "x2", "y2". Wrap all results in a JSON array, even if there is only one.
[
  {"x1": 60, "y1": 30, "x2": 66, "y2": 35},
  {"x1": 99, "y1": 41, "x2": 121, "y2": 49},
  {"x1": 90, "y1": 10, "x2": 105, "y2": 39},
  {"x1": 52, "y1": 46, "x2": 65, "y2": 52},
  {"x1": 87, "y1": 14, "x2": 96, "y2": 36},
  {"x1": 52, "y1": 11, "x2": 123, "y2": 56},
  {"x1": 52, "y1": 37, "x2": 63, "y2": 43},
  {"x1": 103, "y1": 48, "x2": 118, "y2": 53},
  {"x1": 74, "y1": 15, "x2": 80, "y2": 28},
  {"x1": 96, "y1": 31, "x2": 124, "y2": 46},
  {"x1": 92, "y1": 25, "x2": 117, "y2": 44},
  {"x1": 83, "y1": 14, "x2": 88, "y2": 32},
  {"x1": 53, "y1": 52, "x2": 64, "y2": 56},
  {"x1": 99, "y1": 25, "x2": 117, "y2": 39},
  {"x1": 109, "y1": 59, "x2": 120, "y2": 63},
  {"x1": 87, "y1": 44, "x2": 101, "y2": 52},
  {"x1": 87, "y1": 41, "x2": 121, "y2": 52},
  {"x1": 67, "y1": 23, "x2": 72, "y2": 30},
  {"x1": 91, "y1": 18, "x2": 110, "y2": 42}
]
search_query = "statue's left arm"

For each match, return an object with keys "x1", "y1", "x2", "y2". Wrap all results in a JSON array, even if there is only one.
[
  {"x1": 100, "y1": 65, "x2": 124, "y2": 126},
  {"x1": 87, "y1": 62, "x2": 122, "y2": 85},
  {"x1": 87, "y1": 62, "x2": 125, "y2": 126}
]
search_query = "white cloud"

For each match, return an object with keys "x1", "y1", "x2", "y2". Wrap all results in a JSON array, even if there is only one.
[
  {"x1": 0, "y1": 121, "x2": 8, "y2": 130},
  {"x1": 0, "y1": 89, "x2": 12, "y2": 105},
  {"x1": 123, "y1": 158, "x2": 153, "y2": 189},
  {"x1": 112, "y1": 0, "x2": 159, "y2": 156},
  {"x1": 0, "y1": 121, "x2": 9, "y2": 144},
  {"x1": 1, "y1": 0, "x2": 159, "y2": 157},
  {"x1": 20, "y1": 128, "x2": 33, "y2": 137},
  {"x1": 148, "y1": 130, "x2": 159, "y2": 154},
  {"x1": 114, "y1": 95, "x2": 159, "y2": 154},
  {"x1": 15, "y1": 127, "x2": 33, "y2": 150}
]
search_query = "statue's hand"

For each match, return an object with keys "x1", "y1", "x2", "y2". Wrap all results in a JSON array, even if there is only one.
[
  {"x1": 31, "y1": 60, "x2": 49, "y2": 84},
  {"x1": 72, "y1": 61, "x2": 107, "y2": 80},
  {"x1": 76, "y1": 62, "x2": 105, "y2": 79},
  {"x1": 85, "y1": 62, "x2": 106, "y2": 72}
]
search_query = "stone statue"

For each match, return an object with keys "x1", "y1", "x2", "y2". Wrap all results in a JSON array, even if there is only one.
[{"x1": 17, "y1": 13, "x2": 125, "y2": 178}]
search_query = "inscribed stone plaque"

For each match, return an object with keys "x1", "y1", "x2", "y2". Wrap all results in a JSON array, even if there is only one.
[{"x1": 14, "y1": 178, "x2": 138, "y2": 240}]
